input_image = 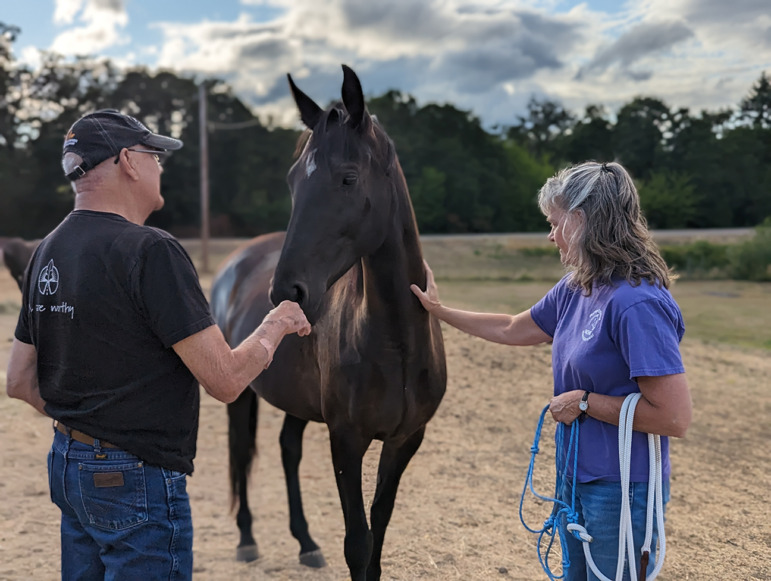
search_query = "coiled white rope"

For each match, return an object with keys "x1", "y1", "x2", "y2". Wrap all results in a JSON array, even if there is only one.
[{"x1": 566, "y1": 393, "x2": 666, "y2": 581}]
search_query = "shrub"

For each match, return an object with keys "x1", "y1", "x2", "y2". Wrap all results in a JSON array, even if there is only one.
[
  {"x1": 728, "y1": 217, "x2": 771, "y2": 281},
  {"x1": 660, "y1": 240, "x2": 730, "y2": 277}
]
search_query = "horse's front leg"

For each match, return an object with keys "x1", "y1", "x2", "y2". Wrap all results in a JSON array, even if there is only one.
[
  {"x1": 279, "y1": 413, "x2": 326, "y2": 567},
  {"x1": 366, "y1": 427, "x2": 426, "y2": 581},
  {"x1": 329, "y1": 427, "x2": 372, "y2": 581},
  {"x1": 227, "y1": 389, "x2": 260, "y2": 562}
]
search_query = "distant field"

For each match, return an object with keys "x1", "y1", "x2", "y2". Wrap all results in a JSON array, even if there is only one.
[{"x1": 180, "y1": 228, "x2": 770, "y2": 351}]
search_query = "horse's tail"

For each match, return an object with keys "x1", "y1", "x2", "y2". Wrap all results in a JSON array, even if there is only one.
[{"x1": 227, "y1": 387, "x2": 259, "y2": 512}]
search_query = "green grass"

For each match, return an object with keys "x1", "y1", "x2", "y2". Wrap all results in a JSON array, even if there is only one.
[
  {"x1": 417, "y1": 236, "x2": 771, "y2": 351},
  {"x1": 430, "y1": 278, "x2": 771, "y2": 351},
  {"x1": 667, "y1": 280, "x2": 771, "y2": 350}
]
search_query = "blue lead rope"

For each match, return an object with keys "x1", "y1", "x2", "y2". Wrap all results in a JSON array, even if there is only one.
[{"x1": 519, "y1": 405, "x2": 583, "y2": 580}]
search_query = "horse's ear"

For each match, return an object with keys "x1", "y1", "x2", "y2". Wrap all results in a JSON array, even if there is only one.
[
  {"x1": 341, "y1": 64, "x2": 365, "y2": 130},
  {"x1": 287, "y1": 73, "x2": 323, "y2": 129}
]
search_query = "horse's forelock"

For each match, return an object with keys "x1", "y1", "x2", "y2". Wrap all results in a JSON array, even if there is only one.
[{"x1": 294, "y1": 107, "x2": 396, "y2": 178}]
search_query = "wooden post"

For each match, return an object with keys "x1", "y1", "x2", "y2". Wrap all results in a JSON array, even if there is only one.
[{"x1": 199, "y1": 82, "x2": 210, "y2": 273}]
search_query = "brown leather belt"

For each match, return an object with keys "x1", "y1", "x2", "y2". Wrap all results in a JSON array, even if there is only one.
[{"x1": 55, "y1": 421, "x2": 119, "y2": 449}]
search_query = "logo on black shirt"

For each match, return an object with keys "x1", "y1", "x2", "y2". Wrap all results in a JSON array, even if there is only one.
[{"x1": 38, "y1": 259, "x2": 60, "y2": 295}]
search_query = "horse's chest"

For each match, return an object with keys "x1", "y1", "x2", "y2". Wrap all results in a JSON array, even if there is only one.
[{"x1": 319, "y1": 351, "x2": 443, "y2": 436}]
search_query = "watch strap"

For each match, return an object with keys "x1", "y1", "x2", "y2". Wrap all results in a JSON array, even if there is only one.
[{"x1": 579, "y1": 390, "x2": 590, "y2": 420}]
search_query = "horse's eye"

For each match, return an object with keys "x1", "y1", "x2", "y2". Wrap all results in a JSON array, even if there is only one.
[{"x1": 342, "y1": 172, "x2": 358, "y2": 186}]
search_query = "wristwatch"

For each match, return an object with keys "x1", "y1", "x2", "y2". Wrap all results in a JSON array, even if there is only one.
[{"x1": 578, "y1": 391, "x2": 590, "y2": 420}]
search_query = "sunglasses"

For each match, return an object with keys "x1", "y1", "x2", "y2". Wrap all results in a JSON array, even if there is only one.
[{"x1": 114, "y1": 148, "x2": 169, "y2": 166}]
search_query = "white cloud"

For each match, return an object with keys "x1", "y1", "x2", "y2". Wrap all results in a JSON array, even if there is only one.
[
  {"x1": 54, "y1": 0, "x2": 86, "y2": 25},
  {"x1": 149, "y1": 0, "x2": 592, "y2": 127},
  {"x1": 141, "y1": 0, "x2": 771, "y2": 129},
  {"x1": 18, "y1": 46, "x2": 43, "y2": 69},
  {"x1": 153, "y1": 14, "x2": 296, "y2": 79},
  {"x1": 50, "y1": 0, "x2": 128, "y2": 56}
]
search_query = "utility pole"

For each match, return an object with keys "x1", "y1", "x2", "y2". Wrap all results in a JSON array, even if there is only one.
[{"x1": 198, "y1": 82, "x2": 210, "y2": 273}]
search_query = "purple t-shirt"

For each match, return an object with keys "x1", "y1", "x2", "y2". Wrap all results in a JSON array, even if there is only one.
[{"x1": 530, "y1": 274, "x2": 685, "y2": 483}]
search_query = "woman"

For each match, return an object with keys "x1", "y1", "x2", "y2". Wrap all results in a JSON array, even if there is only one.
[{"x1": 410, "y1": 161, "x2": 692, "y2": 580}]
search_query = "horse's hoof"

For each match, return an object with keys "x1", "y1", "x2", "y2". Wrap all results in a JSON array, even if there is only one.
[
  {"x1": 299, "y1": 549, "x2": 327, "y2": 568},
  {"x1": 236, "y1": 544, "x2": 260, "y2": 562}
]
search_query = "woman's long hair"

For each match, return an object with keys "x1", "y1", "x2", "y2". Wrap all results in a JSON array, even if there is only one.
[{"x1": 538, "y1": 161, "x2": 674, "y2": 294}]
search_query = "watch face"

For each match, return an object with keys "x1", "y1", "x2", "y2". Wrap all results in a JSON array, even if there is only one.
[{"x1": 579, "y1": 401, "x2": 588, "y2": 411}]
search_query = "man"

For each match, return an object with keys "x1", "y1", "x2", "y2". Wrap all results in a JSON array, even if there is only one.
[{"x1": 5, "y1": 109, "x2": 310, "y2": 580}]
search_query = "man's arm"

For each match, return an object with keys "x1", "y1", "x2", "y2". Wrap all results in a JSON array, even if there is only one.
[
  {"x1": 6, "y1": 339, "x2": 48, "y2": 416},
  {"x1": 173, "y1": 300, "x2": 311, "y2": 404}
]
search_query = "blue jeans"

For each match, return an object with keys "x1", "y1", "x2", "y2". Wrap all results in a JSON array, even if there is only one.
[
  {"x1": 559, "y1": 477, "x2": 670, "y2": 581},
  {"x1": 48, "y1": 427, "x2": 193, "y2": 580}
]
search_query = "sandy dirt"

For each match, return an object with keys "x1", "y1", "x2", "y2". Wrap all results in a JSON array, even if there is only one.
[{"x1": 0, "y1": 264, "x2": 769, "y2": 581}]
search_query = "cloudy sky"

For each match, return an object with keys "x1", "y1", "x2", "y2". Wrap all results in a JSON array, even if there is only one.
[{"x1": 4, "y1": 0, "x2": 771, "y2": 128}]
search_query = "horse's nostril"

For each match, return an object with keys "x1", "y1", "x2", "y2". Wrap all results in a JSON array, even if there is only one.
[
  {"x1": 291, "y1": 283, "x2": 307, "y2": 305},
  {"x1": 271, "y1": 280, "x2": 309, "y2": 307}
]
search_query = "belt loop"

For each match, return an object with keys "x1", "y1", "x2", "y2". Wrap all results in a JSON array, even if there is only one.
[{"x1": 93, "y1": 438, "x2": 102, "y2": 454}]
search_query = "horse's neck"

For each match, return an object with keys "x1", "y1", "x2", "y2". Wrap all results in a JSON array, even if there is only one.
[{"x1": 361, "y1": 196, "x2": 425, "y2": 325}]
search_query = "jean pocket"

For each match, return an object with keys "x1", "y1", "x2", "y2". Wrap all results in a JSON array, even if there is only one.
[
  {"x1": 163, "y1": 468, "x2": 186, "y2": 480},
  {"x1": 78, "y1": 460, "x2": 148, "y2": 531}
]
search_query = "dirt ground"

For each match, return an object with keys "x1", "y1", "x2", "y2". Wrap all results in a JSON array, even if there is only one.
[{"x1": 0, "y1": 264, "x2": 769, "y2": 581}]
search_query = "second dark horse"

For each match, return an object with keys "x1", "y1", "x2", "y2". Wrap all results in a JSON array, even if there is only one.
[{"x1": 210, "y1": 65, "x2": 447, "y2": 581}]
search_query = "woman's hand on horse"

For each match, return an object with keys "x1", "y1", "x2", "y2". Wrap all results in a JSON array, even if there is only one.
[
  {"x1": 410, "y1": 260, "x2": 442, "y2": 313},
  {"x1": 265, "y1": 301, "x2": 312, "y2": 337}
]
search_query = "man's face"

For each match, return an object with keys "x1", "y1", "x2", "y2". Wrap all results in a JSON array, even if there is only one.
[{"x1": 128, "y1": 146, "x2": 166, "y2": 212}]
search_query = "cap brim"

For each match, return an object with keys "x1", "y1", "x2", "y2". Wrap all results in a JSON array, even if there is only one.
[{"x1": 144, "y1": 133, "x2": 183, "y2": 151}]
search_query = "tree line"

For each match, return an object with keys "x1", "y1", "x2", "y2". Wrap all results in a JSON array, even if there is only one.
[{"x1": 1, "y1": 22, "x2": 770, "y2": 239}]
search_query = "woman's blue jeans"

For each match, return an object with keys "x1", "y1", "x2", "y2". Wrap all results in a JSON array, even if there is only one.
[
  {"x1": 48, "y1": 427, "x2": 193, "y2": 580},
  {"x1": 559, "y1": 477, "x2": 670, "y2": 581}
]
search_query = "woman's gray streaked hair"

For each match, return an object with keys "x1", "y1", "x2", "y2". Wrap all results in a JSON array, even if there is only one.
[{"x1": 538, "y1": 161, "x2": 673, "y2": 294}]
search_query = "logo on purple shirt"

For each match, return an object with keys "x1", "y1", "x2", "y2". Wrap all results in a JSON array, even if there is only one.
[{"x1": 581, "y1": 309, "x2": 603, "y2": 341}]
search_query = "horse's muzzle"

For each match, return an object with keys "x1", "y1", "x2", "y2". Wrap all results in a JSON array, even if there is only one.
[{"x1": 270, "y1": 280, "x2": 318, "y2": 323}]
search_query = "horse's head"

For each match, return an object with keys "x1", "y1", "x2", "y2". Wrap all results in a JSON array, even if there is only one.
[{"x1": 270, "y1": 65, "x2": 400, "y2": 323}]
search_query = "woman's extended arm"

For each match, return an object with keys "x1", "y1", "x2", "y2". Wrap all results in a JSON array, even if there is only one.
[{"x1": 410, "y1": 260, "x2": 551, "y2": 346}]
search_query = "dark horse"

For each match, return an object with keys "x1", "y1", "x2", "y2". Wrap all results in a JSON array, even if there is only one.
[
  {"x1": 210, "y1": 65, "x2": 447, "y2": 581},
  {"x1": 1, "y1": 237, "x2": 40, "y2": 291}
]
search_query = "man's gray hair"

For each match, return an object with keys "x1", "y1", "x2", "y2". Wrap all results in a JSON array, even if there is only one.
[{"x1": 62, "y1": 152, "x2": 85, "y2": 176}]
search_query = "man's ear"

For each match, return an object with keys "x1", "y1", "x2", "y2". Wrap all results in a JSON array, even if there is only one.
[{"x1": 115, "y1": 148, "x2": 141, "y2": 181}]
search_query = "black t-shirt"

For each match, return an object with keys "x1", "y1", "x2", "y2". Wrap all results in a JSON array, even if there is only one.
[{"x1": 15, "y1": 210, "x2": 215, "y2": 474}]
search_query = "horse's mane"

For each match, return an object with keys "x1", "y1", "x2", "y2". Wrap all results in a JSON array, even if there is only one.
[{"x1": 293, "y1": 129, "x2": 312, "y2": 159}]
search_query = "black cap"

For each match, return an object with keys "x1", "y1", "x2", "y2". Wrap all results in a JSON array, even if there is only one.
[{"x1": 62, "y1": 109, "x2": 183, "y2": 181}]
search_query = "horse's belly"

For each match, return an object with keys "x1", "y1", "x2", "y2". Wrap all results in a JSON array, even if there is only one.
[{"x1": 252, "y1": 342, "x2": 324, "y2": 423}]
